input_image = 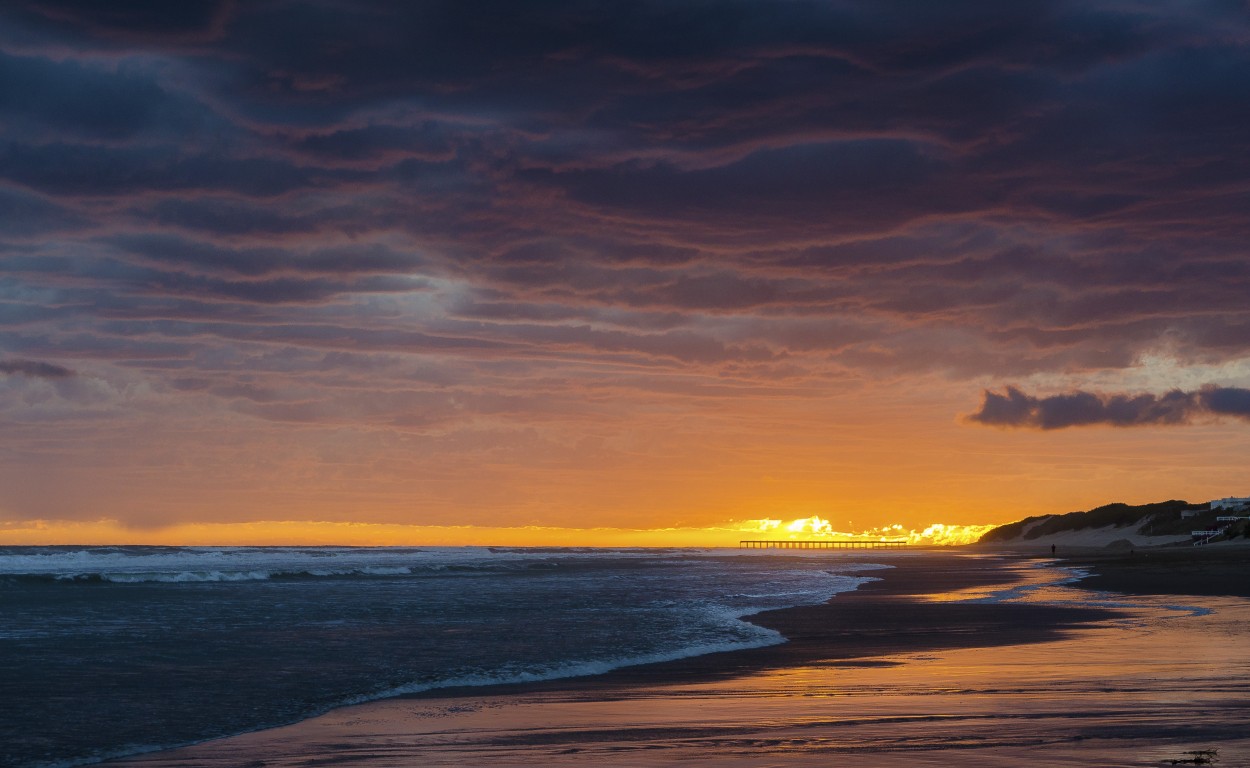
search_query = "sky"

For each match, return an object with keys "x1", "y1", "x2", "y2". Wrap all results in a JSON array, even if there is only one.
[{"x1": 2, "y1": 1, "x2": 1249, "y2": 546}]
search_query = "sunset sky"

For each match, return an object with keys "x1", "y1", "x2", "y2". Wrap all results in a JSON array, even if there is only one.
[{"x1": 2, "y1": 1, "x2": 1249, "y2": 545}]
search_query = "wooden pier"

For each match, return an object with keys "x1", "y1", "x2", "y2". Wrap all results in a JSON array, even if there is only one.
[{"x1": 739, "y1": 539, "x2": 907, "y2": 550}]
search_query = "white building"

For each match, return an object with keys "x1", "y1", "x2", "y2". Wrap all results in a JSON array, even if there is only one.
[{"x1": 1210, "y1": 496, "x2": 1250, "y2": 510}]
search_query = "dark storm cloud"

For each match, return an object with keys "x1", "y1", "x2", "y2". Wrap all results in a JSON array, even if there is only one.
[
  {"x1": 0, "y1": 359, "x2": 75, "y2": 378},
  {"x1": 1202, "y1": 386, "x2": 1250, "y2": 417},
  {"x1": 0, "y1": 143, "x2": 327, "y2": 197},
  {"x1": 967, "y1": 386, "x2": 1250, "y2": 429},
  {"x1": 0, "y1": 186, "x2": 86, "y2": 237},
  {"x1": 0, "y1": 50, "x2": 226, "y2": 144},
  {"x1": 1, "y1": 0, "x2": 1249, "y2": 436},
  {"x1": 523, "y1": 139, "x2": 962, "y2": 229},
  {"x1": 107, "y1": 233, "x2": 427, "y2": 278},
  {"x1": 17, "y1": 0, "x2": 234, "y2": 41}
]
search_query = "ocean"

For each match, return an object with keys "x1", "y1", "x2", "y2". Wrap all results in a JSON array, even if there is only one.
[{"x1": 0, "y1": 545, "x2": 883, "y2": 768}]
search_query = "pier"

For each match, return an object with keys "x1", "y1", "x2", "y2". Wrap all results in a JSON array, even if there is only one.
[{"x1": 739, "y1": 539, "x2": 907, "y2": 550}]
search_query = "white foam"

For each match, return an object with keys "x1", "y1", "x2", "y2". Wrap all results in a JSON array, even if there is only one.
[
  {"x1": 2, "y1": 546, "x2": 887, "y2": 768},
  {"x1": 0, "y1": 546, "x2": 895, "y2": 587},
  {"x1": 368, "y1": 632, "x2": 789, "y2": 701},
  {"x1": 360, "y1": 572, "x2": 877, "y2": 703},
  {"x1": 93, "y1": 570, "x2": 275, "y2": 583},
  {"x1": 0, "y1": 546, "x2": 513, "y2": 583}
]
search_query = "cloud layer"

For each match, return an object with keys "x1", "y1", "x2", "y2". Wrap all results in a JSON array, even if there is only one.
[
  {"x1": 1, "y1": 1, "x2": 1248, "y2": 530},
  {"x1": 0, "y1": 359, "x2": 75, "y2": 379}
]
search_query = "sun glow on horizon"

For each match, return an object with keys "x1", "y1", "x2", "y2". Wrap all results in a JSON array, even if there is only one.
[
  {"x1": 0, "y1": 516, "x2": 998, "y2": 547},
  {"x1": 748, "y1": 515, "x2": 996, "y2": 546}
]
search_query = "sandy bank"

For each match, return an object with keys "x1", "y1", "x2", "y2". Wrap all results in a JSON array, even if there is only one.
[{"x1": 979, "y1": 523, "x2": 1191, "y2": 549}]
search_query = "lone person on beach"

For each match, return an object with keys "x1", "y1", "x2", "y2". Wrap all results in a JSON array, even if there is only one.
[{"x1": 1051, "y1": 544, "x2": 1056, "y2": 555}]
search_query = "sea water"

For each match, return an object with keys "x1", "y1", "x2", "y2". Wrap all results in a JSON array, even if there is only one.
[{"x1": 0, "y1": 545, "x2": 882, "y2": 768}]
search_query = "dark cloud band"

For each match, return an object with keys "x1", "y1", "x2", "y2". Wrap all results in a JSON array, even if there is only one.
[
  {"x1": 0, "y1": 359, "x2": 76, "y2": 378},
  {"x1": 967, "y1": 385, "x2": 1250, "y2": 430}
]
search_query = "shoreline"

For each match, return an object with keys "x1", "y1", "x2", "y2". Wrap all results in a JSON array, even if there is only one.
[
  {"x1": 978, "y1": 541, "x2": 1250, "y2": 598},
  {"x1": 107, "y1": 547, "x2": 1249, "y2": 767},
  {"x1": 108, "y1": 551, "x2": 1123, "y2": 766},
  {"x1": 1056, "y1": 544, "x2": 1250, "y2": 598},
  {"x1": 459, "y1": 551, "x2": 1114, "y2": 697}
]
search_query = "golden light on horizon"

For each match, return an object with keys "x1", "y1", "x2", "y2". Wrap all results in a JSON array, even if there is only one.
[
  {"x1": 747, "y1": 515, "x2": 994, "y2": 545},
  {"x1": 0, "y1": 516, "x2": 998, "y2": 547}
]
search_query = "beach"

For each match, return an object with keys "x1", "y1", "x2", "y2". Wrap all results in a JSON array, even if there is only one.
[
  {"x1": 1058, "y1": 545, "x2": 1250, "y2": 598},
  {"x1": 106, "y1": 548, "x2": 1250, "y2": 767}
]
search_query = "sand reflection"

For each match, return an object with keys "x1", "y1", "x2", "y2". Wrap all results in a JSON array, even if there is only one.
[{"x1": 114, "y1": 562, "x2": 1250, "y2": 768}]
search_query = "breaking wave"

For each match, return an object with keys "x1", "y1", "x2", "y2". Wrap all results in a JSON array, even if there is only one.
[{"x1": 0, "y1": 546, "x2": 574, "y2": 585}]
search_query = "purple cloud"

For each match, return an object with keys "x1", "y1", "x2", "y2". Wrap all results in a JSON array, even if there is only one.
[
  {"x1": 967, "y1": 385, "x2": 1250, "y2": 429},
  {"x1": 0, "y1": 359, "x2": 76, "y2": 378},
  {"x1": 1, "y1": 1, "x2": 1249, "y2": 527}
]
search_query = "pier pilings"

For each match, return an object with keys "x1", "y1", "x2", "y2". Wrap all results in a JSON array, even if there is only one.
[{"x1": 738, "y1": 539, "x2": 907, "y2": 550}]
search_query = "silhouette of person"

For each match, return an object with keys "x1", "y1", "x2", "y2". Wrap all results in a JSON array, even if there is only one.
[{"x1": 1051, "y1": 544, "x2": 1056, "y2": 555}]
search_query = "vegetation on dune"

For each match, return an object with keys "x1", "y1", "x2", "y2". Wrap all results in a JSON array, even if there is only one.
[
  {"x1": 977, "y1": 500, "x2": 1214, "y2": 543},
  {"x1": 1221, "y1": 519, "x2": 1250, "y2": 540},
  {"x1": 978, "y1": 515, "x2": 1050, "y2": 543}
]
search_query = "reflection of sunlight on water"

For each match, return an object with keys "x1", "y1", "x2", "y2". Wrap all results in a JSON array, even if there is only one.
[
  {"x1": 226, "y1": 611, "x2": 1250, "y2": 768},
  {"x1": 114, "y1": 558, "x2": 1250, "y2": 768},
  {"x1": 774, "y1": 594, "x2": 1249, "y2": 699},
  {"x1": 920, "y1": 558, "x2": 1083, "y2": 603},
  {"x1": 687, "y1": 589, "x2": 1250, "y2": 767},
  {"x1": 923, "y1": 560, "x2": 1218, "y2": 623}
]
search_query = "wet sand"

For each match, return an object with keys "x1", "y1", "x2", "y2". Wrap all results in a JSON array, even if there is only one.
[
  {"x1": 553, "y1": 550, "x2": 1114, "y2": 689},
  {"x1": 1060, "y1": 544, "x2": 1250, "y2": 598},
  {"x1": 109, "y1": 550, "x2": 1250, "y2": 767}
]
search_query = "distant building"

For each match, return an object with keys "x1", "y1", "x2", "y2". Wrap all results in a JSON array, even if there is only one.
[
  {"x1": 1210, "y1": 497, "x2": 1250, "y2": 510},
  {"x1": 1181, "y1": 509, "x2": 1202, "y2": 519}
]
